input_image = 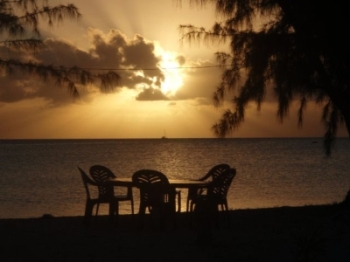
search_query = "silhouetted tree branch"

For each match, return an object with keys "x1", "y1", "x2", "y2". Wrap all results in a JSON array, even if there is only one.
[
  {"x1": 0, "y1": 0, "x2": 120, "y2": 99},
  {"x1": 178, "y1": 0, "x2": 349, "y2": 156}
]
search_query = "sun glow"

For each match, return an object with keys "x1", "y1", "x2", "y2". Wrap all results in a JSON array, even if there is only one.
[{"x1": 159, "y1": 52, "x2": 183, "y2": 96}]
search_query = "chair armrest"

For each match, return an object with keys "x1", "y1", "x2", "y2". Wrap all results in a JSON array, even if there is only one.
[{"x1": 87, "y1": 180, "x2": 111, "y2": 187}]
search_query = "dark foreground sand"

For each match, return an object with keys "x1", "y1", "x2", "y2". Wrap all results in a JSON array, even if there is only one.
[{"x1": 1, "y1": 204, "x2": 349, "y2": 262}]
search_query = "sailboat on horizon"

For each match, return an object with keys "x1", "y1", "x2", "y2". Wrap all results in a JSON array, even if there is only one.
[{"x1": 161, "y1": 129, "x2": 168, "y2": 139}]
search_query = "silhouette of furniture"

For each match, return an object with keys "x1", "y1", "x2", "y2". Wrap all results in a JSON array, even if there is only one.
[
  {"x1": 109, "y1": 177, "x2": 208, "y2": 213},
  {"x1": 89, "y1": 165, "x2": 134, "y2": 216},
  {"x1": 191, "y1": 167, "x2": 236, "y2": 227},
  {"x1": 78, "y1": 166, "x2": 119, "y2": 225},
  {"x1": 132, "y1": 169, "x2": 178, "y2": 230},
  {"x1": 186, "y1": 164, "x2": 231, "y2": 212}
]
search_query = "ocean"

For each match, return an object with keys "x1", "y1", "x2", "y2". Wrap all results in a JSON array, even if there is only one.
[{"x1": 0, "y1": 138, "x2": 349, "y2": 219}]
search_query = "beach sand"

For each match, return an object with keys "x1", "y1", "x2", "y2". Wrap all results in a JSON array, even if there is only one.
[{"x1": 1, "y1": 204, "x2": 349, "y2": 261}]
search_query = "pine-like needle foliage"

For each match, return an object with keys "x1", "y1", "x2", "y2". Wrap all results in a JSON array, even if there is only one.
[
  {"x1": 178, "y1": 0, "x2": 350, "y2": 155},
  {"x1": 0, "y1": 0, "x2": 120, "y2": 98}
]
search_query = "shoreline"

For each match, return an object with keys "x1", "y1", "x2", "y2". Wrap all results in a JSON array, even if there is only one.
[{"x1": 2, "y1": 204, "x2": 349, "y2": 261}]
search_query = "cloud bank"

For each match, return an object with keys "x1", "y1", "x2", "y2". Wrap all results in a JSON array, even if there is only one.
[{"x1": 0, "y1": 29, "x2": 173, "y2": 104}]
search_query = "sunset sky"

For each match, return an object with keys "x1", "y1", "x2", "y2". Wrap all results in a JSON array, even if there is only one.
[{"x1": 0, "y1": 0, "x2": 347, "y2": 139}]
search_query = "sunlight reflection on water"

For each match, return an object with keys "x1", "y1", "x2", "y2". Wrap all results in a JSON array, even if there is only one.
[{"x1": 0, "y1": 138, "x2": 349, "y2": 218}]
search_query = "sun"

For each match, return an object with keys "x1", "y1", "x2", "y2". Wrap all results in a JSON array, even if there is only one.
[{"x1": 159, "y1": 52, "x2": 183, "y2": 96}]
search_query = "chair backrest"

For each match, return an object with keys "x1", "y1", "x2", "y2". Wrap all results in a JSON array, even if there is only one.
[
  {"x1": 208, "y1": 168, "x2": 236, "y2": 201},
  {"x1": 200, "y1": 164, "x2": 231, "y2": 181},
  {"x1": 132, "y1": 169, "x2": 173, "y2": 207},
  {"x1": 78, "y1": 167, "x2": 95, "y2": 200},
  {"x1": 89, "y1": 165, "x2": 116, "y2": 200}
]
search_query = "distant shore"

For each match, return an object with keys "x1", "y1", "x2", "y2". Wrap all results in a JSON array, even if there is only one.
[{"x1": 1, "y1": 204, "x2": 349, "y2": 261}]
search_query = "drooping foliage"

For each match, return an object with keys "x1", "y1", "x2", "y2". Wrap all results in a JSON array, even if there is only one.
[
  {"x1": 178, "y1": 0, "x2": 350, "y2": 155},
  {"x1": 0, "y1": 0, "x2": 120, "y2": 98}
]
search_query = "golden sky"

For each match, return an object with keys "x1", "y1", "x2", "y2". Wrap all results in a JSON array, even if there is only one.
[{"x1": 0, "y1": 0, "x2": 347, "y2": 139}]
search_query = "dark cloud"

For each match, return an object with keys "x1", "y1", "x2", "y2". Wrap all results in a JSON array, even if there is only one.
[
  {"x1": 0, "y1": 29, "x2": 165, "y2": 105},
  {"x1": 136, "y1": 87, "x2": 168, "y2": 101},
  {"x1": 176, "y1": 56, "x2": 186, "y2": 65}
]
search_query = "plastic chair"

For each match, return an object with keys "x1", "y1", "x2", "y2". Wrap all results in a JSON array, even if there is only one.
[
  {"x1": 89, "y1": 165, "x2": 134, "y2": 215},
  {"x1": 186, "y1": 164, "x2": 230, "y2": 212},
  {"x1": 132, "y1": 169, "x2": 178, "y2": 230},
  {"x1": 77, "y1": 167, "x2": 118, "y2": 225},
  {"x1": 191, "y1": 168, "x2": 236, "y2": 227}
]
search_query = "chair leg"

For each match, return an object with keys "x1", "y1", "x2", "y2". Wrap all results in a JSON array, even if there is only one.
[
  {"x1": 109, "y1": 201, "x2": 118, "y2": 225},
  {"x1": 190, "y1": 201, "x2": 195, "y2": 213},
  {"x1": 186, "y1": 198, "x2": 190, "y2": 212},
  {"x1": 171, "y1": 205, "x2": 177, "y2": 229},
  {"x1": 84, "y1": 201, "x2": 94, "y2": 226},
  {"x1": 131, "y1": 199, "x2": 134, "y2": 215},
  {"x1": 137, "y1": 204, "x2": 147, "y2": 231},
  {"x1": 188, "y1": 200, "x2": 195, "y2": 226},
  {"x1": 177, "y1": 192, "x2": 181, "y2": 213},
  {"x1": 127, "y1": 186, "x2": 134, "y2": 215},
  {"x1": 95, "y1": 203, "x2": 100, "y2": 217},
  {"x1": 223, "y1": 201, "x2": 230, "y2": 227},
  {"x1": 152, "y1": 206, "x2": 164, "y2": 231}
]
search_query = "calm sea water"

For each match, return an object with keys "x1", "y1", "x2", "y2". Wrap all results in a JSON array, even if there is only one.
[{"x1": 0, "y1": 138, "x2": 349, "y2": 219}]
